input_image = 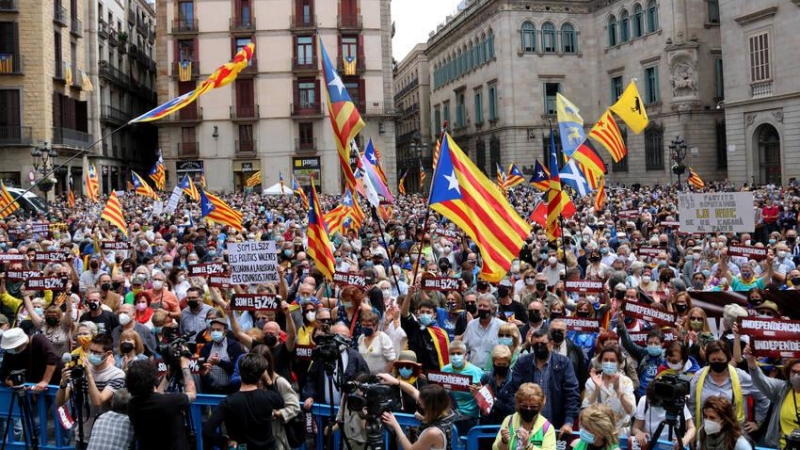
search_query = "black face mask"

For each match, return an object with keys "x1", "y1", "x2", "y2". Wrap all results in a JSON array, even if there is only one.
[
  {"x1": 675, "y1": 304, "x2": 688, "y2": 313},
  {"x1": 550, "y1": 329, "x2": 565, "y2": 344},
  {"x1": 45, "y1": 317, "x2": 59, "y2": 326},
  {"x1": 589, "y1": 257, "x2": 601, "y2": 263},
  {"x1": 533, "y1": 343, "x2": 549, "y2": 360},
  {"x1": 529, "y1": 311, "x2": 542, "y2": 323},
  {"x1": 788, "y1": 237, "x2": 797, "y2": 244},
  {"x1": 477, "y1": 309, "x2": 491, "y2": 320},
  {"x1": 709, "y1": 361, "x2": 728, "y2": 373},
  {"x1": 264, "y1": 334, "x2": 278, "y2": 347},
  {"x1": 535, "y1": 282, "x2": 547, "y2": 291},
  {"x1": 549, "y1": 312, "x2": 563, "y2": 320},
  {"x1": 614, "y1": 290, "x2": 625, "y2": 300},
  {"x1": 497, "y1": 287, "x2": 510, "y2": 298},
  {"x1": 111, "y1": 281, "x2": 122, "y2": 291},
  {"x1": 120, "y1": 342, "x2": 135, "y2": 354},
  {"x1": 518, "y1": 408, "x2": 539, "y2": 424},
  {"x1": 465, "y1": 303, "x2": 478, "y2": 314},
  {"x1": 793, "y1": 277, "x2": 800, "y2": 286},
  {"x1": 576, "y1": 311, "x2": 591, "y2": 318},
  {"x1": 494, "y1": 365, "x2": 509, "y2": 377},
  {"x1": 439, "y1": 264, "x2": 450, "y2": 273},
  {"x1": 187, "y1": 300, "x2": 199, "y2": 309},
  {"x1": 88, "y1": 302, "x2": 99, "y2": 311},
  {"x1": 100, "y1": 283, "x2": 111, "y2": 291}
]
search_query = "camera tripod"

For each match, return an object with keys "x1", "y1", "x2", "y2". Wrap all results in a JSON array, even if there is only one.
[
  {"x1": 166, "y1": 368, "x2": 197, "y2": 447},
  {"x1": 648, "y1": 410, "x2": 686, "y2": 450},
  {"x1": 69, "y1": 373, "x2": 90, "y2": 447},
  {"x1": 1, "y1": 387, "x2": 38, "y2": 450}
]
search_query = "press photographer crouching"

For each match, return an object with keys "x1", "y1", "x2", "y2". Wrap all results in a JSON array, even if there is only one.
[
  {"x1": 55, "y1": 334, "x2": 125, "y2": 449},
  {"x1": 0, "y1": 327, "x2": 61, "y2": 391}
]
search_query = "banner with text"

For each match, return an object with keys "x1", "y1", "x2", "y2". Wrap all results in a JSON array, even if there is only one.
[
  {"x1": 227, "y1": 241, "x2": 279, "y2": 284},
  {"x1": 231, "y1": 293, "x2": 279, "y2": 311},
  {"x1": 565, "y1": 280, "x2": 604, "y2": 293},
  {"x1": 622, "y1": 302, "x2": 676, "y2": 327},
  {"x1": 427, "y1": 371, "x2": 472, "y2": 392},
  {"x1": 677, "y1": 192, "x2": 754, "y2": 233}
]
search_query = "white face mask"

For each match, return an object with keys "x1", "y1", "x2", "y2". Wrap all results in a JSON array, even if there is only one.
[
  {"x1": 118, "y1": 313, "x2": 132, "y2": 326},
  {"x1": 703, "y1": 419, "x2": 722, "y2": 435},
  {"x1": 667, "y1": 361, "x2": 683, "y2": 371},
  {"x1": 382, "y1": 289, "x2": 392, "y2": 299},
  {"x1": 305, "y1": 311, "x2": 316, "y2": 323}
]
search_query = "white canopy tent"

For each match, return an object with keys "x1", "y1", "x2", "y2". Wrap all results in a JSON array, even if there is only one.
[{"x1": 262, "y1": 182, "x2": 293, "y2": 196}]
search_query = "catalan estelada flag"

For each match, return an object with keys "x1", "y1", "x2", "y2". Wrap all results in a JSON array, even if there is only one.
[
  {"x1": 429, "y1": 133, "x2": 531, "y2": 282},
  {"x1": 149, "y1": 150, "x2": 166, "y2": 190},
  {"x1": 0, "y1": 181, "x2": 20, "y2": 219},
  {"x1": 419, "y1": 161, "x2": 426, "y2": 191},
  {"x1": 529, "y1": 159, "x2": 550, "y2": 191},
  {"x1": 496, "y1": 163, "x2": 506, "y2": 190},
  {"x1": 292, "y1": 176, "x2": 309, "y2": 210},
  {"x1": 101, "y1": 191, "x2": 127, "y2": 238},
  {"x1": 505, "y1": 164, "x2": 525, "y2": 189},
  {"x1": 179, "y1": 174, "x2": 199, "y2": 202},
  {"x1": 0, "y1": 54, "x2": 13, "y2": 73},
  {"x1": 398, "y1": 169, "x2": 408, "y2": 195},
  {"x1": 85, "y1": 164, "x2": 100, "y2": 202},
  {"x1": 364, "y1": 138, "x2": 389, "y2": 187},
  {"x1": 589, "y1": 110, "x2": 627, "y2": 163},
  {"x1": 131, "y1": 171, "x2": 157, "y2": 199},
  {"x1": 200, "y1": 189, "x2": 243, "y2": 231},
  {"x1": 688, "y1": 167, "x2": 705, "y2": 189},
  {"x1": 306, "y1": 181, "x2": 335, "y2": 280},
  {"x1": 129, "y1": 43, "x2": 255, "y2": 123},
  {"x1": 67, "y1": 176, "x2": 76, "y2": 208},
  {"x1": 319, "y1": 37, "x2": 364, "y2": 193},
  {"x1": 245, "y1": 170, "x2": 262, "y2": 188},
  {"x1": 546, "y1": 133, "x2": 577, "y2": 241}
]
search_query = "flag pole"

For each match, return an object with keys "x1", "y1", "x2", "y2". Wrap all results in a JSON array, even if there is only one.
[
  {"x1": 411, "y1": 121, "x2": 449, "y2": 283},
  {"x1": 370, "y1": 204, "x2": 403, "y2": 291},
  {"x1": 0, "y1": 122, "x2": 130, "y2": 218},
  {"x1": 547, "y1": 119, "x2": 568, "y2": 256}
]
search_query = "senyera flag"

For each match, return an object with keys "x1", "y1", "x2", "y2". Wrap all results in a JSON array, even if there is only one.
[
  {"x1": 101, "y1": 191, "x2": 128, "y2": 238},
  {"x1": 129, "y1": 44, "x2": 255, "y2": 123}
]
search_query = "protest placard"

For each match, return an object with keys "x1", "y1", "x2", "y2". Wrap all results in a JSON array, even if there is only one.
[
  {"x1": 0, "y1": 253, "x2": 26, "y2": 263},
  {"x1": 227, "y1": 241, "x2": 279, "y2": 284},
  {"x1": 434, "y1": 228, "x2": 459, "y2": 239},
  {"x1": 622, "y1": 302, "x2": 676, "y2": 327},
  {"x1": 165, "y1": 186, "x2": 182, "y2": 214},
  {"x1": 751, "y1": 338, "x2": 800, "y2": 358},
  {"x1": 156, "y1": 357, "x2": 202, "y2": 377},
  {"x1": 189, "y1": 263, "x2": 226, "y2": 277},
  {"x1": 33, "y1": 251, "x2": 68, "y2": 263},
  {"x1": 474, "y1": 385, "x2": 494, "y2": 416},
  {"x1": 101, "y1": 241, "x2": 132, "y2": 251},
  {"x1": 739, "y1": 317, "x2": 800, "y2": 339},
  {"x1": 421, "y1": 277, "x2": 461, "y2": 291},
  {"x1": 618, "y1": 210, "x2": 639, "y2": 219},
  {"x1": 31, "y1": 222, "x2": 49, "y2": 237},
  {"x1": 332, "y1": 271, "x2": 366, "y2": 288},
  {"x1": 294, "y1": 345, "x2": 315, "y2": 361},
  {"x1": 5, "y1": 270, "x2": 41, "y2": 280},
  {"x1": 427, "y1": 371, "x2": 472, "y2": 392},
  {"x1": 562, "y1": 317, "x2": 601, "y2": 332},
  {"x1": 208, "y1": 272, "x2": 231, "y2": 289},
  {"x1": 24, "y1": 277, "x2": 67, "y2": 291},
  {"x1": 565, "y1": 280, "x2": 603, "y2": 293},
  {"x1": 629, "y1": 331, "x2": 677, "y2": 345},
  {"x1": 727, "y1": 246, "x2": 767, "y2": 261},
  {"x1": 660, "y1": 220, "x2": 680, "y2": 228},
  {"x1": 231, "y1": 294, "x2": 279, "y2": 311},
  {"x1": 677, "y1": 192, "x2": 754, "y2": 233},
  {"x1": 637, "y1": 247, "x2": 662, "y2": 257},
  {"x1": 152, "y1": 201, "x2": 164, "y2": 216}
]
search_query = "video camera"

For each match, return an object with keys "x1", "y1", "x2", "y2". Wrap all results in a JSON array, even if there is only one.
[
  {"x1": 8, "y1": 369, "x2": 25, "y2": 388},
  {"x1": 61, "y1": 353, "x2": 86, "y2": 381},
  {"x1": 650, "y1": 373, "x2": 691, "y2": 415},
  {"x1": 312, "y1": 333, "x2": 351, "y2": 365},
  {"x1": 345, "y1": 377, "x2": 399, "y2": 419},
  {"x1": 157, "y1": 328, "x2": 195, "y2": 371}
]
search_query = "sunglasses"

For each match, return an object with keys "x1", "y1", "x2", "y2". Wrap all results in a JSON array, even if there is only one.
[{"x1": 498, "y1": 334, "x2": 515, "y2": 339}]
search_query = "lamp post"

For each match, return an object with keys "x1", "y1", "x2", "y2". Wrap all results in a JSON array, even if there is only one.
[
  {"x1": 31, "y1": 141, "x2": 58, "y2": 203},
  {"x1": 669, "y1": 136, "x2": 688, "y2": 188}
]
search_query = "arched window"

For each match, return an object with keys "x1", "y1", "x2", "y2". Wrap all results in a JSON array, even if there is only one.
[
  {"x1": 487, "y1": 30, "x2": 495, "y2": 59},
  {"x1": 479, "y1": 34, "x2": 486, "y2": 63},
  {"x1": 467, "y1": 43, "x2": 473, "y2": 70},
  {"x1": 633, "y1": 4, "x2": 643, "y2": 38},
  {"x1": 561, "y1": 23, "x2": 577, "y2": 54},
  {"x1": 620, "y1": 10, "x2": 630, "y2": 43},
  {"x1": 647, "y1": 0, "x2": 659, "y2": 32},
  {"x1": 542, "y1": 22, "x2": 557, "y2": 53},
  {"x1": 608, "y1": 15, "x2": 617, "y2": 47},
  {"x1": 521, "y1": 21, "x2": 536, "y2": 53}
]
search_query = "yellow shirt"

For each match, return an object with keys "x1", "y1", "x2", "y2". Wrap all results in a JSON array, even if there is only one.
[{"x1": 780, "y1": 390, "x2": 800, "y2": 449}]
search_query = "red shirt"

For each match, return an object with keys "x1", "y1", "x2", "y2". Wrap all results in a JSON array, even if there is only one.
[{"x1": 763, "y1": 205, "x2": 779, "y2": 223}]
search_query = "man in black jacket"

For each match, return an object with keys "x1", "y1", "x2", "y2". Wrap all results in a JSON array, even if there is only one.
[
  {"x1": 548, "y1": 318, "x2": 589, "y2": 391},
  {"x1": 301, "y1": 323, "x2": 370, "y2": 410}
]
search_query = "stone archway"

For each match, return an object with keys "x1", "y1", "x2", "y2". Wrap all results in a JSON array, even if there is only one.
[{"x1": 755, "y1": 123, "x2": 781, "y2": 185}]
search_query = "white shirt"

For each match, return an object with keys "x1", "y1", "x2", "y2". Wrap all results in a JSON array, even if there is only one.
[
  {"x1": 634, "y1": 396, "x2": 692, "y2": 441},
  {"x1": 462, "y1": 317, "x2": 504, "y2": 368},
  {"x1": 357, "y1": 332, "x2": 397, "y2": 374},
  {"x1": 582, "y1": 374, "x2": 636, "y2": 436}
]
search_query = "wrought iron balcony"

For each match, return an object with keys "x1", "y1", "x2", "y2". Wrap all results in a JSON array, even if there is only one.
[
  {"x1": 0, "y1": 0, "x2": 18, "y2": 12},
  {"x1": 53, "y1": 6, "x2": 67, "y2": 26},
  {"x1": 0, "y1": 126, "x2": 32, "y2": 145},
  {"x1": 70, "y1": 16, "x2": 82, "y2": 37},
  {"x1": 98, "y1": 61, "x2": 129, "y2": 86},
  {"x1": 290, "y1": 13, "x2": 316, "y2": 30},
  {"x1": 291, "y1": 102, "x2": 322, "y2": 117},
  {"x1": 230, "y1": 16, "x2": 255, "y2": 33},
  {"x1": 52, "y1": 127, "x2": 92, "y2": 148},
  {"x1": 230, "y1": 105, "x2": 260, "y2": 120},
  {"x1": 295, "y1": 137, "x2": 317, "y2": 152},
  {"x1": 98, "y1": 19, "x2": 108, "y2": 39},
  {"x1": 172, "y1": 18, "x2": 198, "y2": 34},
  {"x1": 100, "y1": 105, "x2": 131, "y2": 125}
]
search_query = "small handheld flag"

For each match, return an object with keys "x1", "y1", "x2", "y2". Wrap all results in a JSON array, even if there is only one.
[
  {"x1": 131, "y1": 172, "x2": 158, "y2": 199},
  {"x1": 85, "y1": 164, "x2": 100, "y2": 202},
  {"x1": 179, "y1": 175, "x2": 199, "y2": 202},
  {"x1": 687, "y1": 168, "x2": 705, "y2": 189}
]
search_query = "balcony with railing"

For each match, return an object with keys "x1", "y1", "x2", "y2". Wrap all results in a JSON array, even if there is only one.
[
  {"x1": 295, "y1": 137, "x2": 317, "y2": 152},
  {"x1": 70, "y1": 16, "x2": 82, "y2": 37},
  {"x1": 230, "y1": 16, "x2": 255, "y2": 33},
  {"x1": 292, "y1": 55, "x2": 318, "y2": 73},
  {"x1": 752, "y1": 80, "x2": 774, "y2": 98},
  {"x1": 117, "y1": 37, "x2": 127, "y2": 54},
  {"x1": 338, "y1": 14, "x2": 362, "y2": 30},
  {"x1": 0, "y1": 0, "x2": 18, "y2": 12},
  {"x1": 290, "y1": 13, "x2": 317, "y2": 30},
  {"x1": 98, "y1": 19, "x2": 108, "y2": 39},
  {"x1": 0, "y1": 126, "x2": 32, "y2": 145},
  {"x1": 53, "y1": 5, "x2": 67, "y2": 26},
  {"x1": 127, "y1": 43, "x2": 137, "y2": 59},
  {"x1": 240, "y1": 58, "x2": 258, "y2": 76},
  {"x1": 0, "y1": 53, "x2": 22, "y2": 75},
  {"x1": 100, "y1": 105, "x2": 131, "y2": 125},
  {"x1": 291, "y1": 102, "x2": 322, "y2": 117},
  {"x1": 99, "y1": 61, "x2": 129, "y2": 86},
  {"x1": 336, "y1": 54, "x2": 365, "y2": 74},
  {"x1": 172, "y1": 60, "x2": 199, "y2": 79},
  {"x1": 136, "y1": 17, "x2": 147, "y2": 34},
  {"x1": 394, "y1": 78, "x2": 419, "y2": 100},
  {"x1": 52, "y1": 127, "x2": 92, "y2": 148},
  {"x1": 230, "y1": 105, "x2": 259, "y2": 121},
  {"x1": 178, "y1": 142, "x2": 198, "y2": 156},
  {"x1": 172, "y1": 18, "x2": 198, "y2": 34},
  {"x1": 401, "y1": 103, "x2": 419, "y2": 119},
  {"x1": 168, "y1": 105, "x2": 203, "y2": 123},
  {"x1": 235, "y1": 140, "x2": 256, "y2": 155},
  {"x1": 108, "y1": 29, "x2": 117, "y2": 46},
  {"x1": 148, "y1": 29, "x2": 155, "y2": 43},
  {"x1": 70, "y1": 66, "x2": 83, "y2": 89}
]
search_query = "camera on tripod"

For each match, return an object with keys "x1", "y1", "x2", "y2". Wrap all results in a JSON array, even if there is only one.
[
  {"x1": 786, "y1": 430, "x2": 800, "y2": 450},
  {"x1": 8, "y1": 369, "x2": 25, "y2": 388},
  {"x1": 313, "y1": 333, "x2": 351, "y2": 365},
  {"x1": 157, "y1": 328, "x2": 195, "y2": 371},
  {"x1": 345, "y1": 377, "x2": 400, "y2": 419},
  {"x1": 650, "y1": 373, "x2": 691, "y2": 414}
]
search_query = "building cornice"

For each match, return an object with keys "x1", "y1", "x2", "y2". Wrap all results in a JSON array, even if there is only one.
[{"x1": 734, "y1": 6, "x2": 779, "y2": 26}]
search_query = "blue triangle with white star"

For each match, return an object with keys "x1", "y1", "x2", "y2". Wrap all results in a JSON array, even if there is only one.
[{"x1": 429, "y1": 138, "x2": 462, "y2": 205}]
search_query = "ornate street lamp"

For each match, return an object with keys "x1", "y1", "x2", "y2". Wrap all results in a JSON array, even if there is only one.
[
  {"x1": 31, "y1": 141, "x2": 58, "y2": 197},
  {"x1": 669, "y1": 136, "x2": 688, "y2": 187}
]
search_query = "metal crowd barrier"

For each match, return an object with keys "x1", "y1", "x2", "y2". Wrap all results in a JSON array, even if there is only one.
[{"x1": 0, "y1": 387, "x2": 781, "y2": 450}]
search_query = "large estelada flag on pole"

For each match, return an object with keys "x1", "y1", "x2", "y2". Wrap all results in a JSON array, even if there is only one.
[
  {"x1": 428, "y1": 133, "x2": 530, "y2": 282},
  {"x1": 101, "y1": 191, "x2": 127, "y2": 238},
  {"x1": 306, "y1": 180, "x2": 335, "y2": 280}
]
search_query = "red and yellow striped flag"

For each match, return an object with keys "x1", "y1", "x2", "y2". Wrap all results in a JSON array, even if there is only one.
[
  {"x1": 101, "y1": 191, "x2": 127, "y2": 238},
  {"x1": 131, "y1": 171, "x2": 158, "y2": 199},
  {"x1": 200, "y1": 190, "x2": 243, "y2": 231},
  {"x1": 432, "y1": 139, "x2": 441, "y2": 175},
  {"x1": 688, "y1": 168, "x2": 705, "y2": 189},
  {"x1": 0, "y1": 181, "x2": 20, "y2": 219},
  {"x1": 594, "y1": 175, "x2": 606, "y2": 212},
  {"x1": 244, "y1": 170, "x2": 262, "y2": 188},
  {"x1": 306, "y1": 181, "x2": 335, "y2": 280},
  {"x1": 85, "y1": 164, "x2": 100, "y2": 202},
  {"x1": 398, "y1": 170, "x2": 408, "y2": 195}
]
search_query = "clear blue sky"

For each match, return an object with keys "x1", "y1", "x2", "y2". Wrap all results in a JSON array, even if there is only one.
[{"x1": 391, "y1": 0, "x2": 460, "y2": 61}]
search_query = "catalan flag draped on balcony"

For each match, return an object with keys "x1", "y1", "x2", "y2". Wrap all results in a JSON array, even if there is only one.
[
  {"x1": 178, "y1": 61, "x2": 193, "y2": 82},
  {"x1": 292, "y1": 176, "x2": 309, "y2": 210},
  {"x1": 101, "y1": 191, "x2": 127, "y2": 238},
  {"x1": 149, "y1": 150, "x2": 166, "y2": 190},
  {"x1": 0, "y1": 181, "x2": 20, "y2": 219},
  {"x1": 429, "y1": 133, "x2": 531, "y2": 282},
  {"x1": 129, "y1": 43, "x2": 255, "y2": 123},
  {"x1": 343, "y1": 55, "x2": 357, "y2": 76},
  {"x1": 85, "y1": 164, "x2": 100, "y2": 202},
  {"x1": 179, "y1": 174, "x2": 199, "y2": 202},
  {"x1": 131, "y1": 171, "x2": 157, "y2": 199},
  {"x1": 319, "y1": 37, "x2": 364, "y2": 193},
  {"x1": 0, "y1": 54, "x2": 12, "y2": 74},
  {"x1": 245, "y1": 170, "x2": 262, "y2": 188},
  {"x1": 81, "y1": 72, "x2": 94, "y2": 91},
  {"x1": 200, "y1": 189, "x2": 243, "y2": 231},
  {"x1": 306, "y1": 181, "x2": 335, "y2": 280}
]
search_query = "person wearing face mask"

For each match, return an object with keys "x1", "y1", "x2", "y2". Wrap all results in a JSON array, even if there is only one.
[
  {"x1": 390, "y1": 350, "x2": 428, "y2": 414},
  {"x1": 567, "y1": 299, "x2": 600, "y2": 360},
  {"x1": 178, "y1": 287, "x2": 213, "y2": 342},
  {"x1": 441, "y1": 340, "x2": 484, "y2": 437},
  {"x1": 111, "y1": 303, "x2": 157, "y2": 357},
  {"x1": 681, "y1": 246, "x2": 706, "y2": 287},
  {"x1": 617, "y1": 312, "x2": 667, "y2": 398},
  {"x1": 744, "y1": 346, "x2": 800, "y2": 449},
  {"x1": 227, "y1": 298, "x2": 293, "y2": 381},
  {"x1": 667, "y1": 292, "x2": 692, "y2": 325},
  {"x1": 56, "y1": 334, "x2": 126, "y2": 449},
  {"x1": 719, "y1": 252, "x2": 774, "y2": 292},
  {"x1": 198, "y1": 318, "x2": 245, "y2": 395},
  {"x1": 681, "y1": 307, "x2": 711, "y2": 361},
  {"x1": 582, "y1": 347, "x2": 635, "y2": 436},
  {"x1": 79, "y1": 254, "x2": 107, "y2": 293},
  {"x1": 96, "y1": 273, "x2": 121, "y2": 313},
  {"x1": 357, "y1": 311, "x2": 396, "y2": 373},
  {"x1": 147, "y1": 270, "x2": 181, "y2": 321},
  {"x1": 548, "y1": 319, "x2": 589, "y2": 391},
  {"x1": 500, "y1": 329, "x2": 580, "y2": 440},
  {"x1": 698, "y1": 397, "x2": 751, "y2": 450},
  {"x1": 631, "y1": 371, "x2": 696, "y2": 450},
  {"x1": 569, "y1": 404, "x2": 619, "y2": 450},
  {"x1": 771, "y1": 243, "x2": 796, "y2": 284},
  {"x1": 478, "y1": 345, "x2": 516, "y2": 426},
  {"x1": 690, "y1": 272, "x2": 710, "y2": 292},
  {"x1": 168, "y1": 267, "x2": 191, "y2": 302},
  {"x1": 461, "y1": 294, "x2": 505, "y2": 369},
  {"x1": 496, "y1": 278, "x2": 527, "y2": 327},
  {"x1": 494, "y1": 382, "x2": 556, "y2": 450},
  {"x1": 688, "y1": 340, "x2": 769, "y2": 436},
  {"x1": 0, "y1": 327, "x2": 61, "y2": 392},
  {"x1": 656, "y1": 341, "x2": 701, "y2": 377},
  {"x1": 79, "y1": 288, "x2": 120, "y2": 336},
  {"x1": 784, "y1": 268, "x2": 800, "y2": 289},
  {"x1": 115, "y1": 329, "x2": 148, "y2": 371},
  {"x1": 400, "y1": 287, "x2": 451, "y2": 372}
]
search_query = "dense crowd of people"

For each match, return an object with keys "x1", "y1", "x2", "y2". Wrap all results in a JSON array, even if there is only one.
[{"x1": 0, "y1": 180, "x2": 798, "y2": 450}]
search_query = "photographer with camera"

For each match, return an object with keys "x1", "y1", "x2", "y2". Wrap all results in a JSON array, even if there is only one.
[
  {"x1": 202, "y1": 352, "x2": 285, "y2": 450},
  {"x1": 743, "y1": 344, "x2": 800, "y2": 449},
  {"x1": 127, "y1": 356, "x2": 197, "y2": 450},
  {"x1": 631, "y1": 375, "x2": 696, "y2": 450},
  {"x1": 302, "y1": 323, "x2": 369, "y2": 409},
  {"x1": 55, "y1": 334, "x2": 126, "y2": 449},
  {"x1": 0, "y1": 327, "x2": 61, "y2": 391}
]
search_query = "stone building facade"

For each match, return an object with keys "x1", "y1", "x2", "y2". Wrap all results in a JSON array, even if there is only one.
[
  {"x1": 424, "y1": 0, "x2": 727, "y2": 186},
  {"x1": 394, "y1": 43, "x2": 430, "y2": 194},
  {"x1": 155, "y1": 0, "x2": 396, "y2": 193}
]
